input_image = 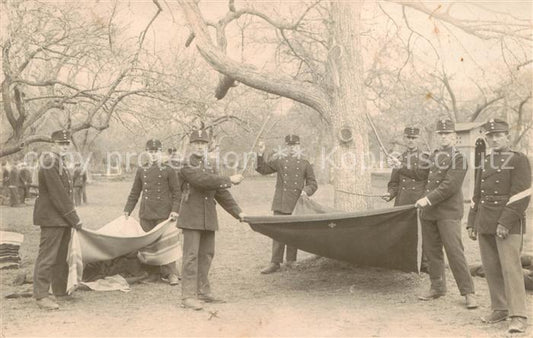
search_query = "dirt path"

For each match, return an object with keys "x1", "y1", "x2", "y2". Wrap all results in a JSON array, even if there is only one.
[{"x1": 1, "y1": 178, "x2": 531, "y2": 337}]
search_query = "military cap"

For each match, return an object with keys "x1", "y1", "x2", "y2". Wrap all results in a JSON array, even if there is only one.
[
  {"x1": 403, "y1": 127, "x2": 420, "y2": 137},
  {"x1": 189, "y1": 129, "x2": 210, "y2": 143},
  {"x1": 145, "y1": 138, "x2": 162, "y2": 151},
  {"x1": 50, "y1": 129, "x2": 71, "y2": 143},
  {"x1": 435, "y1": 119, "x2": 455, "y2": 133},
  {"x1": 285, "y1": 134, "x2": 300, "y2": 145},
  {"x1": 483, "y1": 118, "x2": 509, "y2": 135}
]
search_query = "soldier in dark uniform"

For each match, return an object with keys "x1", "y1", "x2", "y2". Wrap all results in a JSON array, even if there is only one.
[
  {"x1": 177, "y1": 129, "x2": 245, "y2": 310},
  {"x1": 33, "y1": 129, "x2": 82, "y2": 310},
  {"x1": 415, "y1": 119, "x2": 477, "y2": 309},
  {"x1": 383, "y1": 127, "x2": 430, "y2": 272},
  {"x1": 467, "y1": 119, "x2": 531, "y2": 333},
  {"x1": 256, "y1": 134, "x2": 318, "y2": 274},
  {"x1": 123, "y1": 139, "x2": 181, "y2": 285},
  {"x1": 383, "y1": 127, "x2": 429, "y2": 205}
]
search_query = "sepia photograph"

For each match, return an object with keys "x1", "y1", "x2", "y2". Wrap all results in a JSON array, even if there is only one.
[{"x1": 0, "y1": 0, "x2": 532, "y2": 336}]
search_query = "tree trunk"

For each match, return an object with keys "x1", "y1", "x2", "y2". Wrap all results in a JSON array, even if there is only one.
[
  {"x1": 177, "y1": 0, "x2": 372, "y2": 211},
  {"x1": 328, "y1": 0, "x2": 371, "y2": 211}
]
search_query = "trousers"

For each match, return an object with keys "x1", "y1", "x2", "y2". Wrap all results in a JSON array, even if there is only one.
[
  {"x1": 271, "y1": 211, "x2": 297, "y2": 264},
  {"x1": 181, "y1": 229, "x2": 215, "y2": 299},
  {"x1": 479, "y1": 234, "x2": 527, "y2": 318},
  {"x1": 33, "y1": 227, "x2": 71, "y2": 299},
  {"x1": 421, "y1": 218, "x2": 475, "y2": 295},
  {"x1": 139, "y1": 218, "x2": 178, "y2": 276}
]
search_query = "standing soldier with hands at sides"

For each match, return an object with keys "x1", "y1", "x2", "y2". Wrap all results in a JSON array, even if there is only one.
[
  {"x1": 256, "y1": 135, "x2": 318, "y2": 274},
  {"x1": 415, "y1": 119, "x2": 477, "y2": 309},
  {"x1": 467, "y1": 119, "x2": 531, "y2": 334},
  {"x1": 177, "y1": 129, "x2": 246, "y2": 310},
  {"x1": 33, "y1": 130, "x2": 82, "y2": 310},
  {"x1": 123, "y1": 138, "x2": 181, "y2": 285}
]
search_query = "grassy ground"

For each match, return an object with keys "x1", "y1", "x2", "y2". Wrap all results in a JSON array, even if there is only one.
[{"x1": 0, "y1": 176, "x2": 531, "y2": 337}]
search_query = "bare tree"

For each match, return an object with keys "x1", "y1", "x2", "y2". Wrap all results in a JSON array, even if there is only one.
[
  {"x1": 177, "y1": 0, "x2": 371, "y2": 210},
  {"x1": 0, "y1": 0, "x2": 163, "y2": 157},
  {"x1": 175, "y1": 0, "x2": 532, "y2": 210}
]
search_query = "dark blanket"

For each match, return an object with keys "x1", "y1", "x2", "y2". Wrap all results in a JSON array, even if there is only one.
[{"x1": 245, "y1": 197, "x2": 419, "y2": 272}]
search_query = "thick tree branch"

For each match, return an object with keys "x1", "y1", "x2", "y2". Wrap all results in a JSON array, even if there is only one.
[
  {"x1": 13, "y1": 87, "x2": 26, "y2": 126},
  {"x1": 177, "y1": 0, "x2": 330, "y2": 120},
  {"x1": 0, "y1": 135, "x2": 51, "y2": 158}
]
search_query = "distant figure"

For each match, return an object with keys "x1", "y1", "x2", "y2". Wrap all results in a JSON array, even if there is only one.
[
  {"x1": 72, "y1": 163, "x2": 84, "y2": 206},
  {"x1": 1, "y1": 161, "x2": 9, "y2": 204},
  {"x1": 467, "y1": 119, "x2": 531, "y2": 334},
  {"x1": 33, "y1": 129, "x2": 82, "y2": 310},
  {"x1": 7, "y1": 162, "x2": 20, "y2": 207},
  {"x1": 256, "y1": 135, "x2": 318, "y2": 274},
  {"x1": 18, "y1": 162, "x2": 32, "y2": 203},
  {"x1": 2, "y1": 161, "x2": 9, "y2": 187},
  {"x1": 415, "y1": 119, "x2": 477, "y2": 309}
]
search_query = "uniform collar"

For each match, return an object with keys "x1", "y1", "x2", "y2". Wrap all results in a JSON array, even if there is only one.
[
  {"x1": 438, "y1": 145, "x2": 454, "y2": 152},
  {"x1": 487, "y1": 146, "x2": 511, "y2": 155},
  {"x1": 188, "y1": 153, "x2": 205, "y2": 165}
]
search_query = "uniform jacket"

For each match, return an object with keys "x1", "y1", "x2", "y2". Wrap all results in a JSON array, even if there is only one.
[
  {"x1": 420, "y1": 146, "x2": 467, "y2": 221},
  {"x1": 124, "y1": 162, "x2": 180, "y2": 220},
  {"x1": 467, "y1": 149, "x2": 531, "y2": 234},
  {"x1": 388, "y1": 149, "x2": 429, "y2": 206},
  {"x1": 33, "y1": 153, "x2": 80, "y2": 227},
  {"x1": 256, "y1": 154, "x2": 318, "y2": 214},
  {"x1": 177, "y1": 155, "x2": 242, "y2": 231}
]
